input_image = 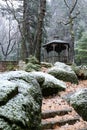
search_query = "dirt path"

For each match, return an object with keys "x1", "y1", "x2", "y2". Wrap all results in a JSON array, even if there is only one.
[{"x1": 41, "y1": 80, "x2": 87, "y2": 130}]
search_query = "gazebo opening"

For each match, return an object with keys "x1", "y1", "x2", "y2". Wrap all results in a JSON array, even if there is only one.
[{"x1": 43, "y1": 39, "x2": 70, "y2": 63}]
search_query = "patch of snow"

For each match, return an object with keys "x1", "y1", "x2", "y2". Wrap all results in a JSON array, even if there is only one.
[{"x1": 31, "y1": 71, "x2": 66, "y2": 89}]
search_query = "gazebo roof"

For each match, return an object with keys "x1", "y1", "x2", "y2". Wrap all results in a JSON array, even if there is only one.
[
  {"x1": 43, "y1": 40, "x2": 70, "y2": 53},
  {"x1": 43, "y1": 40, "x2": 70, "y2": 47}
]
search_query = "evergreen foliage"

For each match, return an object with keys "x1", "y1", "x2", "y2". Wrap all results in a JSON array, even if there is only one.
[
  {"x1": 75, "y1": 31, "x2": 87, "y2": 65},
  {"x1": 25, "y1": 56, "x2": 41, "y2": 72}
]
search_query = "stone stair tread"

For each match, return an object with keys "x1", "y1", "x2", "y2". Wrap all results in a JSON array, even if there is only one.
[
  {"x1": 78, "y1": 128, "x2": 87, "y2": 130},
  {"x1": 42, "y1": 95, "x2": 87, "y2": 130},
  {"x1": 54, "y1": 127, "x2": 87, "y2": 130},
  {"x1": 42, "y1": 116, "x2": 80, "y2": 129},
  {"x1": 54, "y1": 124, "x2": 87, "y2": 130},
  {"x1": 42, "y1": 108, "x2": 72, "y2": 119}
]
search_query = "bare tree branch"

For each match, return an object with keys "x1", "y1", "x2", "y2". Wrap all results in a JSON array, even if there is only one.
[
  {"x1": 64, "y1": 0, "x2": 78, "y2": 14},
  {"x1": 59, "y1": 10, "x2": 80, "y2": 26},
  {"x1": 64, "y1": 0, "x2": 70, "y2": 10},
  {"x1": 7, "y1": 41, "x2": 16, "y2": 55},
  {"x1": 5, "y1": 0, "x2": 24, "y2": 39},
  {"x1": 0, "y1": 42, "x2": 6, "y2": 56},
  {"x1": 70, "y1": 0, "x2": 78, "y2": 14}
]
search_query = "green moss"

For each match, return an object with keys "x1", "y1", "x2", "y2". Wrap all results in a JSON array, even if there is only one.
[
  {"x1": 41, "y1": 62, "x2": 53, "y2": 68},
  {"x1": 6, "y1": 63, "x2": 15, "y2": 71},
  {"x1": 27, "y1": 56, "x2": 39, "y2": 64},
  {"x1": 25, "y1": 63, "x2": 41, "y2": 72},
  {"x1": 0, "y1": 71, "x2": 42, "y2": 130},
  {"x1": 72, "y1": 103, "x2": 87, "y2": 121},
  {"x1": 25, "y1": 56, "x2": 41, "y2": 72},
  {"x1": 72, "y1": 65, "x2": 87, "y2": 79},
  {"x1": 49, "y1": 70, "x2": 78, "y2": 84},
  {"x1": 0, "y1": 118, "x2": 12, "y2": 130}
]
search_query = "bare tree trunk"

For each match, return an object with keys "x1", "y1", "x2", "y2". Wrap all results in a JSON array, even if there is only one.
[
  {"x1": 22, "y1": 0, "x2": 33, "y2": 61},
  {"x1": 35, "y1": 0, "x2": 46, "y2": 62},
  {"x1": 63, "y1": 0, "x2": 79, "y2": 63},
  {"x1": 69, "y1": 15, "x2": 75, "y2": 63}
]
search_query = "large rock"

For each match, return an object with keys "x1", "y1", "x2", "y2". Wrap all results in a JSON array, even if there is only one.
[
  {"x1": 25, "y1": 56, "x2": 41, "y2": 72},
  {"x1": 0, "y1": 71, "x2": 42, "y2": 130},
  {"x1": 48, "y1": 62, "x2": 78, "y2": 84},
  {"x1": 72, "y1": 65, "x2": 87, "y2": 80},
  {"x1": 41, "y1": 62, "x2": 53, "y2": 68},
  {"x1": 69, "y1": 88, "x2": 87, "y2": 121},
  {"x1": 30, "y1": 72, "x2": 66, "y2": 96}
]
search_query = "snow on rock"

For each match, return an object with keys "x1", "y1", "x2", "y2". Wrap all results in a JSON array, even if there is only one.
[
  {"x1": 54, "y1": 62, "x2": 72, "y2": 71},
  {"x1": 0, "y1": 70, "x2": 33, "y2": 81},
  {"x1": 0, "y1": 71, "x2": 42, "y2": 130},
  {"x1": 48, "y1": 62, "x2": 78, "y2": 84},
  {"x1": 70, "y1": 88, "x2": 87, "y2": 121},
  {"x1": 30, "y1": 71, "x2": 66, "y2": 96},
  {"x1": 0, "y1": 80, "x2": 18, "y2": 106}
]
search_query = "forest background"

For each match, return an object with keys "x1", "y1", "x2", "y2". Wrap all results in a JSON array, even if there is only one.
[{"x1": 0, "y1": 0, "x2": 87, "y2": 65}]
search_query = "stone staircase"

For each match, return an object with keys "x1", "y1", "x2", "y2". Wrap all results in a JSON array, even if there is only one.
[{"x1": 41, "y1": 96, "x2": 87, "y2": 130}]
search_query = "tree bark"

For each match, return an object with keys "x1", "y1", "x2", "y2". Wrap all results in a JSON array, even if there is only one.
[
  {"x1": 69, "y1": 14, "x2": 75, "y2": 63},
  {"x1": 35, "y1": 0, "x2": 46, "y2": 62},
  {"x1": 22, "y1": 0, "x2": 33, "y2": 61},
  {"x1": 63, "y1": 0, "x2": 79, "y2": 63}
]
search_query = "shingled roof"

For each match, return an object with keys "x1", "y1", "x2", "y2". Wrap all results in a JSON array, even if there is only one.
[
  {"x1": 43, "y1": 40, "x2": 69, "y2": 46},
  {"x1": 43, "y1": 40, "x2": 70, "y2": 53}
]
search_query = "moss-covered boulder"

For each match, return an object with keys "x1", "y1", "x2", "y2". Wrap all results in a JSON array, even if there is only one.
[
  {"x1": 25, "y1": 62, "x2": 41, "y2": 72},
  {"x1": 48, "y1": 62, "x2": 78, "y2": 84},
  {"x1": 26, "y1": 55, "x2": 40, "y2": 64},
  {"x1": 30, "y1": 72, "x2": 66, "y2": 96},
  {"x1": 0, "y1": 71, "x2": 42, "y2": 130},
  {"x1": 72, "y1": 65, "x2": 87, "y2": 80},
  {"x1": 69, "y1": 88, "x2": 87, "y2": 121},
  {"x1": 25, "y1": 56, "x2": 41, "y2": 72},
  {"x1": 41, "y1": 62, "x2": 53, "y2": 68}
]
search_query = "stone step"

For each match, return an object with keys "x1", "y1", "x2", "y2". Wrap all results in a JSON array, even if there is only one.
[
  {"x1": 42, "y1": 108, "x2": 72, "y2": 119},
  {"x1": 42, "y1": 116, "x2": 80, "y2": 129},
  {"x1": 78, "y1": 126, "x2": 87, "y2": 130},
  {"x1": 54, "y1": 126, "x2": 87, "y2": 130}
]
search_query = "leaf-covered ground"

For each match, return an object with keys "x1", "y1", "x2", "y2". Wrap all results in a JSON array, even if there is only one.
[{"x1": 42, "y1": 80, "x2": 87, "y2": 130}]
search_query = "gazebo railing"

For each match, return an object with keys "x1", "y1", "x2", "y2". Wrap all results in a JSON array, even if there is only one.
[{"x1": 43, "y1": 56, "x2": 68, "y2": 63}]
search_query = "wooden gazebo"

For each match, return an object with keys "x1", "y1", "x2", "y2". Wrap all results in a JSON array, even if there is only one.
[{"x1": 43, "y1": 40, "x2": 70, "y2": 63}]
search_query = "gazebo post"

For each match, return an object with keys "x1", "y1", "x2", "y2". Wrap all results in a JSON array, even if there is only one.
[
  {"x1": 68, "y1": 45, "x2": 69, "y2": 63},
  {"x1": 58, "y1": 52, "x2": 60, "y2": 61},
  {"x1": 52, "y1": 44, "x2": 56, "y2": 63}
]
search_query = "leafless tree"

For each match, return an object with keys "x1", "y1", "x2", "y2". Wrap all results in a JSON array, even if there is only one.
[
  {"x1": 0, "y1": 17, "x2": 17, "y2": 60},
  {"x1": 62, "y1": 0, "x2": 79, "y2": 62},
  {"x1": 1, "y1": 0, "x2": 46, "y2": 62}
]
